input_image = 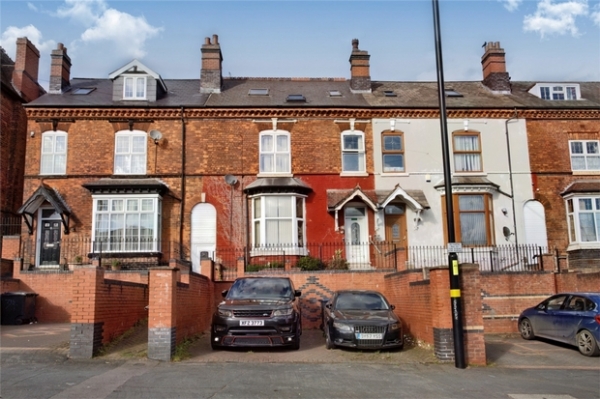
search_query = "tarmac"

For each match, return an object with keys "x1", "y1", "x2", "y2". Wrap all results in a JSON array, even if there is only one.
[{"x1": 1, "y1": 322, "x2": 599, "y2": 370}]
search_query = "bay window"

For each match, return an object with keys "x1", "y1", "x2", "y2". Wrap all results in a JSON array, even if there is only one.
[
  {"x1": 251, "y1": 194, "x2": 305, "y2": 252},
  {"x1": 567, "y1": 196, "x2": 600, "y2": 244}
]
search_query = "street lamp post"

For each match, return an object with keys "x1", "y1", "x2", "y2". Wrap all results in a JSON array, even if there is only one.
[{"x1": 431, "y1": 0, "x2": 466, "y2": 369}]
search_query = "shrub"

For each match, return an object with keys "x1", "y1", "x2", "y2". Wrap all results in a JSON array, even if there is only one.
[
  {"x1": 246, "y1": 261, "x2": 285, "y2": 272},
  {"x1": 327, "y1": 249, "x2": 349, "y2": 270},
  {"x1": 296, "y1": 256, "x2": 324, "y2": 271}
]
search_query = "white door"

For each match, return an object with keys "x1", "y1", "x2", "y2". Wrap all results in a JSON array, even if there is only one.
[
  {"x1": 191, "y1": 203, "x2": 217, "y2": 273},
  {"x1": 344, "y1": 206, "x2": 369, "y2": 267},
  {"x1": 524, "y1": 200, "x2": 548, "y2": 248}
]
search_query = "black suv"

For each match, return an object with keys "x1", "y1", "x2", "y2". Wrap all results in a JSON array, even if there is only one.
[{"x1": 210, "y1": 276, "x2": 302, "y2": 350}]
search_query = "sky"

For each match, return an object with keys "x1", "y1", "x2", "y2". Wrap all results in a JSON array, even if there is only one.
[{"x1": 1, "y1": 0, "x2": 599, "y2": 91}]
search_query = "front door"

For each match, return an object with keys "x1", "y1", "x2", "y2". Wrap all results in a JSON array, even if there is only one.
[
  {"x1": 344, "y1": 206, "x2": 369, "y2": 267},
  {"x1": 384, "y1": 204, "x2": 407, "y2": 248},
  {"x1": 38, "y1": 210, "x2": 62, "y2": 266}
]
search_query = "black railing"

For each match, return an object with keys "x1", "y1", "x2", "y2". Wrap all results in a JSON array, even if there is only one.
[
  {"x1": 19, "y1": 236, "x2": 190, "y2": 270},
  {"x1": 406, "y1": 244, "x2": 547, "y2": 272},
  {"x1": 0, "y1": 216, "x2": 22, "y2": 236}
]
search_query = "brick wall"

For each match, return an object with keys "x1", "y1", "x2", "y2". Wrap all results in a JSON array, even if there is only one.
[{"x1": 1, "y1": 92, "x2": 27, "y2": 216}]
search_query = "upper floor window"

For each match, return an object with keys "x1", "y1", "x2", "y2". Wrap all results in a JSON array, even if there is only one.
[
  {"x1": 40, "y1": 131, "x2": 67, "y2": 175},
  {"x1": 570, "y1": 140, "x2": 600, "y2": 171},
  {"x1": 531, "y1": 83, "x2": 580, "y2": 100},
  {"x1": 567, "y1": 196, "x2": 600, "y2": 244},
  {"x1": 259, "y1": 130, "x2": 290, "y2": 174},
  {"x1": 251, "y1": 195, "x2": 305, "y2": 249},
  {"x1": 382, "y1": 131, "x2": 404, "y2": 173},
  {"x1": 123, "y1": 76, "x2": 146, "y2": 100},
  {"x1": 114, "y1": 131, "x2": 147, "y2": 175},
  {"x1": 341, "y1": 130, "x2": 365, "y2": 173},
  {"x1": 92, "y1": 195, "x2": 162, "y2": 253},
  {"x1": 453, "y1": 131, "x2": 482, "y2": 172}
]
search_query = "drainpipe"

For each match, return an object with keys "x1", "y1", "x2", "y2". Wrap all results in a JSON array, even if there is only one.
[
  {"x1": 180, "y1": 107, "x2": 186, "y2": 256},
  {"x1": 505, "y1": 109, "x2": 519, "y2": 247}
]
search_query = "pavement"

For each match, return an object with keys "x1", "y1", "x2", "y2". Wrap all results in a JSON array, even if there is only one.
[{"x1": 1, "y1": 323, "x2": 599, "y2": 370}]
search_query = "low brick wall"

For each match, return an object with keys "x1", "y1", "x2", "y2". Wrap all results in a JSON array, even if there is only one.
[{"x1": 1, "y1": 258, "x2": 13, "y2": 277}]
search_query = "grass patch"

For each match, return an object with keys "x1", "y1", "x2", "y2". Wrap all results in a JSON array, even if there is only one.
[{"x1": 172, "y1": 334, "x2": 203, "y2": 362}]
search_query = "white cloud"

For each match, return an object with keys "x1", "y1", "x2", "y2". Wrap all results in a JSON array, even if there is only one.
[
  {"x1": 27, "y1": 2, "x2": 38, "y2": 12},
  {"x1": 523, "y1": 0, "x2": 589, "y2": 37},
  {"x1": 499, "y1": 0, "x2": 523, "y2": 12},
  {"x1": 79, "y1": 9, "x2": 162, "y2": 58},
  {"x1": 591, "y1": 3, "x2": 600, "y2": 26},
  {"x1": 52, "y1": 0, "x2": 162, "y2": 60},
  {"x1": 0, "y1": 25, "x2": 56, "y2": 60},
  {"x1": 54, "y1": 0, "x2": 108, "y2": 26}
]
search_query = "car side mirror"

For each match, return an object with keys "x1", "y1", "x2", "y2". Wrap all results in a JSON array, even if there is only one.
[
  {"x1": 221, "y1": 289, "x2": 228, "y2": 298},
  {"x1": 294, "y1": 290, "x2": 302, "y2": 297},
  {"x1": 390, "y1": 304, "x2": 395, "y2": 310}
]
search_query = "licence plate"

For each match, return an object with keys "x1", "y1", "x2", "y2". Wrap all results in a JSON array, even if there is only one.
[
  {"x1": 239, "y1": 320, "x2": 264, "y2": 326},
  {"x1": 357, "y1": 333, "x2": 383, "y2": 340}
]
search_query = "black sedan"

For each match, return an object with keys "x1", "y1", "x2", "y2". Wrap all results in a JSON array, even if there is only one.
[{"x1": 322, "y1": 290, "x2": 403, "y2": 350}]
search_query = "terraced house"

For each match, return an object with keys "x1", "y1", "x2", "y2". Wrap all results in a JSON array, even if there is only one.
[{"x1": 13, "y1": 35, "x2": 600, "y2": 276}]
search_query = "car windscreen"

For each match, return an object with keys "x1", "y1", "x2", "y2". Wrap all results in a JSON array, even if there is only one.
[
  {"x1": 335, "y1": 292, "x2": 389, "y2": 310},
  {"x1": 227, "y1": 278, "x2": 293, "y2": 300}
]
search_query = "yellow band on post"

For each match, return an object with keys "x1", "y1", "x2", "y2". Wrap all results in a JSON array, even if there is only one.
[{"x1": 450, "y1": 289, "x2": 461, "y2": 298}]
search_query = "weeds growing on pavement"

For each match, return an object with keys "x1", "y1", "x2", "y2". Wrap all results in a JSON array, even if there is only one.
[{"x1": 172, "y1": 334, "x2": 203, "y2": 362}]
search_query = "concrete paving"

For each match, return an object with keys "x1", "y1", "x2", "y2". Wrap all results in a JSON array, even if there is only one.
[{"x1": 1, "y1": 323, "x2": 599, "y2": 370}]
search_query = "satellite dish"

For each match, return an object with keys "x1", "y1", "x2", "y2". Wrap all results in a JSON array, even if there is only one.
[
  {"x1": 224, "y1": 174, "x2": 238, "y2": 185},
  {"x1": 503, "y1": 226, "x2": 512, "y2": 240},
  {"x1": 149, "y1": 130, "x2": 162, "y2": 143}
]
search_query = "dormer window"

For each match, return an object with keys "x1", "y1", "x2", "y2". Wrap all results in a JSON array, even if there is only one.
[
  {"x1": 531, "y1": 83, "x2": 580, "y2": 100},
  {"x1": 124, "y1": 76, "x2": 147, "y2": 100}
]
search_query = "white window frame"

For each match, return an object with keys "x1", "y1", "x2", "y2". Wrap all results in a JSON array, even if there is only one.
[
  {"x1": 40, "y1": 131, "x2": 67, "y2": 175},
  {"x1": 123, "y1": 76, "x2": 147, "y2": 100},
  {"x1": 569, "y1": 140, "x2": 600, "y2": 171},
  {"x1": 566, "y1": 196, "x2": 600, "y2": 246},
  {"x1": 91, "y1": 194, "x2": 162, "y2": 253},
  {"x1": 114, "y1": 130, "x2": 147, "y2": 175},
  {"x1": 341, "y1": 130, "x2": 366, "y2": 174},
  {"x1": 250, "y1": 194, "x2": 306, "y2": 255},
  {"x1": 259, "y1": 130, "x2": 291, "y2": 175},
  {"x1": 531, "y1": 83, "x2": 580, "y2": 101}
]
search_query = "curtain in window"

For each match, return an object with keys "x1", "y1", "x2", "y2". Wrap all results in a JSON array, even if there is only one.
[
  {"x1": 41, "y1": 134, "x2": 66, "y2": 174},
  {"x1": 275, "y1": 134, "x2": 289, "y2": 172},
  {"x1": 458, "y1": 195, "x2": 487, "y2": 245},
  {"x1": 264, "y1": 197, "x2": 292, "y2": 245},
  {"x1": 454, "y1": 135, "x2": 481, "y2": 171},
  {"x1": 124, "y1": 78, "x2": 133, "y2": 98}
]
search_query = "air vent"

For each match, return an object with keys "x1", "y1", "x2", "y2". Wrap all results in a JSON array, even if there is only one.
[
  {"x1": 445, "y1": 89, "x2": 463, "y2": 97},
  {"x1": 329, "y1": 90, "x2": 342, "y2": 97},
  {"x1": 383, "y1": 90, "x2": 397, "y2": 97}
]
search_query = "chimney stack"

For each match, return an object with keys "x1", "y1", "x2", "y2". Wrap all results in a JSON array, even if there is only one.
[
  {"x1": 49, "y1": 43, "x2": 71, "y2": 94},
  {"x1": 481, "y1": 41, "x2": 511, "y2": 93},
  {"x1": 12, "y1": 37, "x2": 43, "y2": 102},
  {"x1": 200, "y1": 34, "x2": 223, "y2": 94},
  {"x1": 349, "y1": 39, "x2": 371, "y2": 93}
]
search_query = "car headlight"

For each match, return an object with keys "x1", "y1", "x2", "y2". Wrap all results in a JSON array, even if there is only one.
[
  {"x1": 333, "y1": 321, "x2": 354, "y2": 333},
  {"x1": 273, "y1": 307, "x2": 293, "y2": 316},
  {"x1": 390, "y1": 322, "x2": 401, "y2": 331},
  {"x1": 218, "y1": 308, "x2": 233, "y2": 317}
]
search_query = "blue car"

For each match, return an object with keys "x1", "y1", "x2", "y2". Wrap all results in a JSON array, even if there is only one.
[{"x1": 518, "y1": 292, "x2": 600, "y2": 357}]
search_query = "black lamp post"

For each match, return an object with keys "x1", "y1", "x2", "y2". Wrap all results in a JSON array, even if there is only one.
[{"x1": 431, "y1": 0, "x2": 466, "y2": 369}]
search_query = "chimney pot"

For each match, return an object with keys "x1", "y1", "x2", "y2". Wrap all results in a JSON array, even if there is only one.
[
  {"x1": 200, "y1": 34, "x2": 223, "y2": 94},
  {"x1": 213, "y1": 34, "x2": 219, "y2": 45},
  {"x1": 205, "y1": 37, "x2": 211, "y2": 45}
]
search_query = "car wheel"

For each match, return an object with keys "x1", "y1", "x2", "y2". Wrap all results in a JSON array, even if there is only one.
[
  {"x1": 519, "y1": 318, "x2": 535, "y2": 340},
  {"x1": 576, "y1": 329, "x2": 600, "y2": 357},
  {"x1": 325, "y1": 328, "x2": 335, "y2": 350}
]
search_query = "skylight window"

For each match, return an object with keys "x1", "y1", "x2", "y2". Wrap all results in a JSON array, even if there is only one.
[
  {"x1": 72, "y1": 88, "x2": 95, "y2": 95},
  {"x1": 286, "y1": 94, "x2": 306, "y2": 102},
  {"x1": 249, "y1": 88, "x2": 269, "y2": 96},
  {"x1": 329, "y1": 90, "x2": 342, "y2": 97},
  {"x1": 384, "y1": 90, "x2": 397, "y2": 97},
  {"x1": 445, "y1": 89, "x2": 463, "y2": 97}
]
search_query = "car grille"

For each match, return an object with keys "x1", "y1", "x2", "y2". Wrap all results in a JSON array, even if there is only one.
[
  {"x1": 355, "y1": 325, "x2": 386, "y2": 347},
  {"x1": 233, "y1": 309, "x2": 273, "y2": 317},
  {"x1": 223, "y1": 336, "x2": 284, "y2": 346}
]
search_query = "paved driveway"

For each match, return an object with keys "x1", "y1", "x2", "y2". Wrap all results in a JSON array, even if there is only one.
[{"x1": 2, "y1": 324, "x2": 599, "y2": 369}]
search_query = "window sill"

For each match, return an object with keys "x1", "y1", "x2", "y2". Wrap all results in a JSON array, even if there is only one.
[
  {"x1": 257, "y1": 173, "x2": 293, "y2": 178},
  {"x1": 452, "y1": 172, "x2": 487, "y2": 176},
  {"x1": 340, "y1": 172, "x2": 368, "y2": 177},
  {"x1": 381, "y1": 172, "x2": 409, "y2": 177},
  {"x1": 572, "y1": 170, "x2": 600, "y2": 175},
  {"x1": 566, "y1": 243, "x2": 600, "y2": 252}
]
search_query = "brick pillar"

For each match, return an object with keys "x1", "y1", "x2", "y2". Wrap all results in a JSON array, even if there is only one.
[
  {"x1": 148, "y1": 267, "x2": 177, "y2": 361},
  {"x1": 459, "y1": 264, "x2": 486, "y2": 366},
  {"x1": 237, "y1": 257, "x2": 245, "y2": 277},
  {"x1": 70, "y1": 266, "x2": 104, "y2": 359},
  {"x1": 200, "y1": 258, "x2": 213, "y2": 280},
  {"x1": 429, "y1": 267, "x2": 453, "y2": 361}
]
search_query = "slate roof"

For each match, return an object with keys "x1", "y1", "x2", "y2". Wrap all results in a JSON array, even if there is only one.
[
  {"x1": 24, "y1": 64, "x2": 600, "y2": 110},
  {"x1": 560, "y1": 180, "x2": 600, "y2": 195},
  {"x1": 0, "y1": 47, "x2": 19, "y2": 98}
]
